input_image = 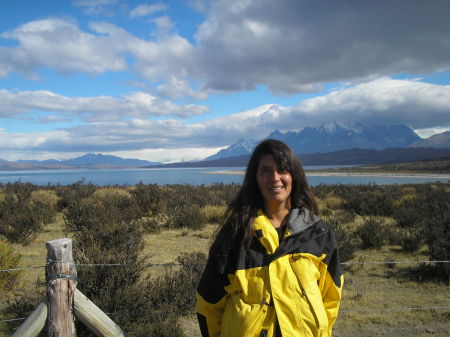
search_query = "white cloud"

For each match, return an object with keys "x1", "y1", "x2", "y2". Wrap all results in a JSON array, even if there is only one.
[
  {"x1": 1, "y1": 78, "x2": 449, "y2": 161},
  {"x1": 71, "y1": 0, "x2": 117, "y2": 15},
  {"x1": 0, "y1": 18, "x2": 200, "y2": 98},
  {"x1": 0, "y1": 18, "x2": 127, "y2": 77},
  {"x1": 153, "y1": 16, "x2": 174, "y2": 35},
  {"x1": 130, "y1": 4, "x2": 167, "y2": 18},
  {"x1": 2, "y1": 1, "x2": 450, "y2": 99},
  {"x1": 156, "y1": 77, "x2": 208, "y2": 100},
  {"x1": 111, "y1": 147, "x2": 224, "y2": 163},
  {"x1": 414, "y1": 127, "x2": 450, "y2": 139},
  {"x1": 293, "y1": 78, "x2": 450, "y2": 129},
  {"x1": 72, "y1": 0, "x2": 116, "y2": 6},
  {"x1": 0, "y1": 89, "x2": 209, "y2": 121}
]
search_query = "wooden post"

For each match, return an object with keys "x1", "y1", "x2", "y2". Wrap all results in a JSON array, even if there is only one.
[
  {"x1": 74, "y1": 289, "x2": 126, "y2": 337},
  {"x1": 11, "y1": 299, "x2": 47, "y2": 337},
  {"x1": 46, "y1": 238, "x2": 77, "y2": 337}
]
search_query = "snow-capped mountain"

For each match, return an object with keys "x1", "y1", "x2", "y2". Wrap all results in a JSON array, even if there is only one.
[
  {"x1": 269, "y1": 122, "x2": 421, "y2": 154},
  {"x1": 205, "y1": 138, "x2": 257, "y2": 161},
  {"x1": 206, "y1": 122, "x2": 424, "y2": 159}
]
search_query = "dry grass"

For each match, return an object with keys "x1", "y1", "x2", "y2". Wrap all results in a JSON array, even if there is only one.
[
  {"x1": 335, "y1": 246, "x2": 450, "y2": 337},
  {"x1": 9, "y1": 213, "x2": 67, "y2": 290},
  {"x1": 2, "y1": 215, "x2": 449, "y2": 337},
  {"x1": 142, "y1": 224, "x2": 216, "y2": 278}
]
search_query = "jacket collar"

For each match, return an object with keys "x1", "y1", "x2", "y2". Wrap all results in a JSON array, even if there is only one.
[
  {"x1": 286, "y1": 208, "x2": 321, "y2": 236},
  {"x1": 253, "y1": 208, "x2": 321, "y2": 254}
]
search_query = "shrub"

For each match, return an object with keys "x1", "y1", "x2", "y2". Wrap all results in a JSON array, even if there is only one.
[
  {"x1": 322, "y1": 195, "x2": 344, "y2": 210},
  {"x1": 332, "y1": 209, "x2": 356, "y2": 224},
  {"x1": 398, "y1": 226, "x2": 423, "y2": 252},
  {"x1": 356, "y1": 217, "x2": 390, "y2": 250},
  {"x1": 54, "y1": 180, "x2": 97, "y2": 209},
  {"x1": 62, "y1": 187, "x2": 204, "y2": 336},
  {"x1": 0, "y1": 237, "x2": 22, "y2": 292},
  {"x1": 30, "y1": 189, "x2": 59, "y2": 225},
  {"x1": 200, "y1": 205, "x2": 226, "y2": 224},
  {"x1": 136, "y1": 216, "x2": 164, "y2": 234},
  {"x1": 3, "y1": 288, "x2": 46, "y2": 336},
  {"x1": 130, "y1": 183, "x2": 164, "y2": 215},
  {"x1": 0, "y1": 194, "x2": 44, "y2": 244},
  {"x1": 146, "y1": 252, "x2": 207, "y2": 315},
  {"x1": 2, "y1": 182, "x2": 36, "y2": 201},
  {"x1": 167, "y1": 204, "x2": 207, "y2": 230},
  {"x1": 425, "y1": 210, "x2": 450, "y2": 281},
  {"x1": 63, "y1": 191, "x2": 147, "y2": 337},
  {"x1": 92, "y1": 187, "x2": 133, "y2": 204},
  {"x1": 324, "y1": 216, "x2": 358, "y2": 264}
]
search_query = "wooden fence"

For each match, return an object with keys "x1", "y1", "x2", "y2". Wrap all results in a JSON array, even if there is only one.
[{"x1": 11, "y1": 238, "x2": 126, "y2": 337}]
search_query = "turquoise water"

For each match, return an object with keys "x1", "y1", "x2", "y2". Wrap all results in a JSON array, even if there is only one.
[{"x1": 0, "y1": 167, "x2": 448, "y2": 186}]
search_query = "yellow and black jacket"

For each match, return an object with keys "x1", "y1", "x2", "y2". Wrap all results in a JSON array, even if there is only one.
[{"x1": 196, "y1": 208, "x2": 343, "y2": 337}]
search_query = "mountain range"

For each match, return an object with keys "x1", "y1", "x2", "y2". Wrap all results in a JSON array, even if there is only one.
[
  {"x1": 148, "y1": 147, "x2": 450, "y2": 168},
  {"x1": 1, "y1": 123, "x2": 449, "y2": 171},
  {"x1": 206, "y1": 122, "x2": 450, "y2": 160},
  {"x1": 0, "y1": 154, "x2": 160, "y2": 171}
]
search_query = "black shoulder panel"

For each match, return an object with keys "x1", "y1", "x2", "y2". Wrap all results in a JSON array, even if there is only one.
[
  {"x1": 322, "y1": 227, "x2": 343, "y2": 288},
  {"x1": 197, "y1": 313, "x2": 210, "y2": 337}
]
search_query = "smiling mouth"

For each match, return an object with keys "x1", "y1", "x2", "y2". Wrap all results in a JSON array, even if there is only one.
[{"x1": 270, "y1": 186, "x2": 285, "y2": 191}]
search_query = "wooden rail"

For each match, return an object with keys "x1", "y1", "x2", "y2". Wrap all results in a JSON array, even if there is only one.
[{"x1": 11, "y1": 238, "x2": 126, "y2": 337}]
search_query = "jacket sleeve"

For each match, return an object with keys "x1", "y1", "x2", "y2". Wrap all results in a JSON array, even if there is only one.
[
  {"x1": 318, "y1": 228, "x2": 344, "y2": 336},
  {"x1": 196, "y1": 244, "x2": 230, "y2": 337}
]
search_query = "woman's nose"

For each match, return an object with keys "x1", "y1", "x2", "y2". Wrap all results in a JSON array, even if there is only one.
[{"x1": 271, "y1": 170, "x2": 281, "y2": 181}]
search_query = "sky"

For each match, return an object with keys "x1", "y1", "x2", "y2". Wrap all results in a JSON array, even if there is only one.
[{"x1": 1, "y1": 0, "x2": 450, "y2": 163}]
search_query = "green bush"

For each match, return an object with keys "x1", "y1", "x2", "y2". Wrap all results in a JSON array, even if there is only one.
[
  {"x1": 54, "y1": 180, "x2": 97, "y2": 210},
  {"x1": 146, "y1": 252, "x2": 206, "y2": 314},
  {"x1": 3, "y1": 288, "x2": 46, "y2": 336},
  {"x1": 0, "y1": 237, "x2": 22, "y2": 292},
  {"x1": 0, "y1": 183, "x2": 59, "y2": 244},
  {"x1": 29, "y1": 189, "x2": 59, "y2": 225},
  {"x1": 0, "y1": 194, "x2": 44, "y2": 244},
  {"x1": 398, "y1": 226, "x2": 423, "y2": 252},
  {"x1": 136, "y1": 216, "x2": 163, "y2": 234},
  {"x1": 200, "y1": 205, "x2": 226, "y2": 224},
  {"x1": 130, "y1": 183, "x2": 164, "y2": 215},
  {"x1": 62, "y1": 185, "x2": 207, "y2": 337},
  {"x1": 425, "y1": 210, "x2": 450, "y2": 281},
  {"x1": 63, "y1": 190, "x2": 147, "y2": 337},
  {"x1": 356, "y1": 217, "x2": 390, "y2": 250},
  {"x1": 324, "y1": 216, "x2": 358, "y2": 264},
  {"x1": 167, "y1": 204, "x2": 207, "y2": 230}
]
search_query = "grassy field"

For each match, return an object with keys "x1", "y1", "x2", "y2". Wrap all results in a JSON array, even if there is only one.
[{"x1": 2, "y1": 213, "x2": 449, "y2": 337}]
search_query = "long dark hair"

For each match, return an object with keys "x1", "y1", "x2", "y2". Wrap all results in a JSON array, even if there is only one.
[{"x1": 213, "y1": 139, "x2": 318, "y2": 252}]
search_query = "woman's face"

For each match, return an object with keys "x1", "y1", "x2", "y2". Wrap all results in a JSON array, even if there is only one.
[{"x1": 256, "y1": 154, "x2": 293, "y2": 209}]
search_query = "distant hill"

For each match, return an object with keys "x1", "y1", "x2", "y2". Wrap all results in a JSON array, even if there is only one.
[
  {"x1": 60, "y1": 153, "x2": 157, "y2": 167},
  {"x1": 410, "y1": 131, "x2": 450, "y2": 148},
  {"x1": 0, "y1": 154, "x2": 160, "y2": 171},
  {"x1": 327, "y1": 158, "x2": 450, "y2": 174},
  {"x1": 206, "y1": 122, "x2": 426, "y2": 160},
  {"x1": 146, "y1": 147, "x2": 450, "y2": 168}
]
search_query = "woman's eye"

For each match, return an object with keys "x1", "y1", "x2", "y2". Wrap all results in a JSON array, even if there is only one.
[{"x1": 259, "y1": 168, "x2": 271, "y2": 175}]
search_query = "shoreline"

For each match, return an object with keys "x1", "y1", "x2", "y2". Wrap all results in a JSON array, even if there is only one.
[{"x1": 207, "y1": 170, "x2": 450, "y2": 179}]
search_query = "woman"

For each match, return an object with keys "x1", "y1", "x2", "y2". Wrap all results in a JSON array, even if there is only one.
[{"x1": 196, "y1": 139, "x2": 343, "y2": 337}]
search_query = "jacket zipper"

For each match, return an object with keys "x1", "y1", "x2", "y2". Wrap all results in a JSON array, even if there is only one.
[{"x1": 297, "y1": 276, "x2": 321, "y2": 328}]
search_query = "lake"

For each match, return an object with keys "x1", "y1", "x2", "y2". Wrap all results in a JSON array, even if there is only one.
[{"x1": 0, "y1": 166, "x2": 448, "y2": 186}]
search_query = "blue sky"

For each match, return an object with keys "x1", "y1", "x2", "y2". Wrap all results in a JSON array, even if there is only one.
[{"x1": 1, "y1": 0, "x2": 450, "y2": 163}]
